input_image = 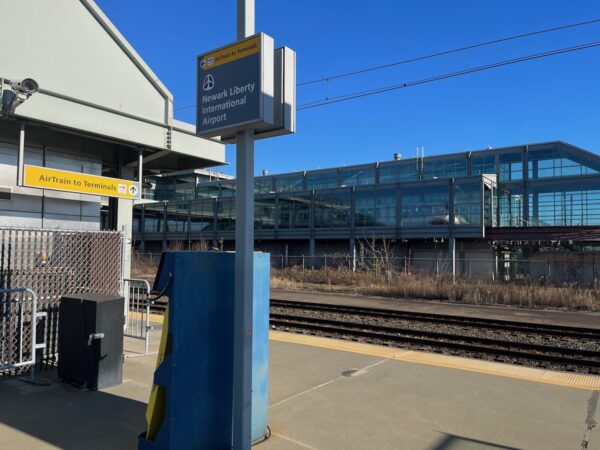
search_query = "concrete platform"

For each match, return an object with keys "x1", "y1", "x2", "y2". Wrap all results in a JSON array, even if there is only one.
[
  {"x1": 272, "y1": 289, "x2": 600, "y2": 330},
  {"x1": 0, "y1": 334, "x2": 598, "y2": 450}
]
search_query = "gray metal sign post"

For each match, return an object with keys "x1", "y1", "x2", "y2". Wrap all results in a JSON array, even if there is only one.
[
  {"x1": 234, "y1": 1, "x2": 255, "y2": 449},
  {"x1": 196, "y1": 2, "x2": 294, "y2": 447}
]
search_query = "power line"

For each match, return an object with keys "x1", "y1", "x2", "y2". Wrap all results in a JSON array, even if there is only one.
[
  {"x1": 297, "y1": 18, "x2": 600, "y2": 86},
  {"x1": 173, "y1": 19, "x2": 600, "y2": 111},
  {"x1": 297, "y1": 40, "x2": 600, "y2": 111}
]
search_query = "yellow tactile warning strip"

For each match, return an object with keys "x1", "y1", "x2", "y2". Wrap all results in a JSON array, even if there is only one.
[
  {"x1": 128, "y1": 311, "x2": 165, "y2": 324},
  {"x1": 270, "y1": 330, "x2": 600, "y2": 391}
]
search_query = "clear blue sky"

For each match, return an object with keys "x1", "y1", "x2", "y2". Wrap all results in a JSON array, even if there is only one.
[{"x1": 96, "y1": 0, "x2": 600, "y2": 176}]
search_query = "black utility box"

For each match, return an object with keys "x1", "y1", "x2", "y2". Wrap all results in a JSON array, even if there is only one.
[{"x1": 58, "y1": 293, "x2": 124, "y2": 390}]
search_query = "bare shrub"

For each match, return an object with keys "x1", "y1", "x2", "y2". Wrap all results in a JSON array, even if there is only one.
[
  {"x1": 131, "y1": 251, "x2": 160, "y2": 281},
  {"x1": 191, "y1": 240, "x2": 211, "y2": 251},
  {"x1": 168, "y1": 240, "x2": 185, "y2": 250},
  {"x1": 361, "y1": 238, "x2": 398, "y2": 282}
]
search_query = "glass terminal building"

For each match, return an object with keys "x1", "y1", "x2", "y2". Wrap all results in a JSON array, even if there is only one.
[{"x1": 132, "y1": 141, "x2": 600, "y2": 279}]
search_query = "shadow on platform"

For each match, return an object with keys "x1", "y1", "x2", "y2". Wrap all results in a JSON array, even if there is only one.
[
  {"x1": 430, "y1": 432, "x2": 521, "y2": 450},
  {"x1": 0, "y1": 371, "x2": 146, "y2": 450}
]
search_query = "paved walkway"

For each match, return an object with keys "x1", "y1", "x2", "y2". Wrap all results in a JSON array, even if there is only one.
[{"x1": 0, "y1": 334, "x2": 598, "y2": 449}]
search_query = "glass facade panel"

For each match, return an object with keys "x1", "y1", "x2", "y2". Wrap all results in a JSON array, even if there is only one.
[
  {"x1": 132, "y1": 207, "x2": 141, "y2": 233},
  {"x1": 378, "y1": 163, "x2": 419, "y2": 184},
  {"x1": 499, "y1": 152, "x2": 523, "y2": 181},
  {"x1": 314, "y1": 189, "x2": 351, "y2": 227},
  {"x1": 356, "y1": 187, "x2": 397, "y2": 227},
  {"x1": 484, "y1": 187, "x2": 494, "y2": 227},
  {"x1": 220, "y1": 181, "x2": 236, "y2": 197},
  {"x1": 255, "y1": 176, "x2": 274, "y2": 194},
  {"x1": 255, "y1": 196, "x2": 276, "y2": 229},
  {"x1": 196, "y1": 183, "x2": 220, "y2": 199},
  {"x1": 423, "y1": 158, "x2": 467, "y2": 179},
  {"x1": 472, "y1": 155, "x2": 496, "y2": 175},
  {"x1": 331, "y1": 190, "x2": 352, "y2": 226},
  {"x1": 153, "y1": 178, "x2": 176, "y2": 201},
  {"x1": 375, "y1": 187, "x2": 396, "y2": 226},
  {"x1": 499, "y1": 185, "x2": 524, "y2": 226},
  {"x1": 401, "y1": 184, "x2": 449, "y2": 226},
  {"x1": 422, "y1": 160, "x2": 443, "y2": 179},
  {"x1": 173, "y1": 176, "x2": 196, "y2": 201},
  {"x1": 528, "y1": 181, "x2": 600, "y2": 226},
  {"x1": 355, "y1": 189, "x2": 375, "y2": 227},
  {"x1": 190, "y1": 200, "x2": 214, "y2": 233},
  {"x1": 306, "y1": 170, "x2": 337, "y2": 190},
  {"x1": 217, "y1": 198, "x2": 235, "y2": 231},
  {"x1": 340, "y1": 167, "x2": 375, "y2": 186},
  {"x1": 275, "y1": 174, "x2": 304, "y2": 193},
  {"x1": 143, "y1": 203, "x2": 164, "y2": 232},
  {"x1": 167, "y1": 203, "x2": 189, "y2": 232},
  {"x1": 398, "y1": 164, "x2": 419, "y2": 181},
  {"x1": 278, "y1": 194, "x2": 310, "y2": 228},
  {"x1": 528, "y1": 148, "x2": 599, "y2": 179},
  {"x1": 454, "y1": 179, "x2": 482, "y2": 225},
  {"x1": 378, "y1": 165, "x2": 398, "y2": 184}
]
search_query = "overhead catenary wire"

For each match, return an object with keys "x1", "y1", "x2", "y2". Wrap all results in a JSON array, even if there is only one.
[
  {"x1": 173, "y1": 18, "x2": 600, "y2": 111},
  {"x1": 297, "y1": 18, "x2": 600, "y2": 86},
  {"x1": 297, "y1": 40, "x2": 600, "y2": 110}
]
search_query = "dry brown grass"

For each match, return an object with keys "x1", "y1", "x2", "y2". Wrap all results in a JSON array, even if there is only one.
[
  {"x1": 131, "y1": 253, "x2": 160, "y2": 281},
  {"x1": 271, "y1": 266, "x2": 600, "y2": 312},
  {"x1": 131, "y1": 251, "x2": 600, "y2": 311}
]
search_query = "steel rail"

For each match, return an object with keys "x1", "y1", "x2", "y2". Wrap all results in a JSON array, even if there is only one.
[
  {"x1": 270, "y1": 299, "x2": 600, "y2": 340},
  {"x1": 270, "y1": 314, "x2": 600, "y2": 369},
  {"x1": 271, "y1": 312, "x2": 600, "y2": 357}
]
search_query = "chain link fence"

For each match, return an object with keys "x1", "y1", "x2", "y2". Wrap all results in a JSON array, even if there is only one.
[
  {"x1": 0, "y1": 228, "x2": 123, "y2": 376},
  {"x1": 270, "y1": 253, "x2": 600, "y2": 287},
  {"x1": 134, "y1": 251, "x2": 600, "y2": 287}
]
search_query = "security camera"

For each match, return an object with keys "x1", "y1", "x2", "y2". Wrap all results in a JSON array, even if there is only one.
[
  {"x1": 10, "y1": 78, "x2": 39, "y2": 95},
  {"x1": 1, "y1": 78, "x2": 39, "y2": 114}
]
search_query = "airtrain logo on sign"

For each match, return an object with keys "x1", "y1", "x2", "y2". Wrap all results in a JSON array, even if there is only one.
[
  {"x1": 23, "y1": 165, "x2": 141, "y2": 199},
  {"x1": 203, "y1": 74, "x2": 215, "y2": 91},
  {"x1": 196, "y1": 33, "x2": 274, "y2": 137}
]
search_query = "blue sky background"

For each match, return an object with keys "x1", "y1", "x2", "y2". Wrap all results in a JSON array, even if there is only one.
[{"x1": 96, "y1": 0, "x2": 600, "y2": 176}]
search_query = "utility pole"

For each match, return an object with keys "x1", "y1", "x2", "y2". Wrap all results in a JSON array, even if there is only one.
[{"x1": 233, "y1": 0, "x2": 255, "y2": 449}]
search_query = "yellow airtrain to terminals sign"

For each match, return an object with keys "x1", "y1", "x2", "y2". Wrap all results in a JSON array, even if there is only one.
[
  {"x1": 23, "y1": 165, "x2": 140, "y2": 199},
  {"x1": 199, "y1": 35, "x2": 260, "y2": 70}
]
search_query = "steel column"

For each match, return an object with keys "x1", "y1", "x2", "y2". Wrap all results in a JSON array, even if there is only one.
[
  {"x1": 233, "y1": 2, "x2": 255, "y2": 448},
  {"x1": 17, "y1": 122, "x2": 25, "y2": 185}
]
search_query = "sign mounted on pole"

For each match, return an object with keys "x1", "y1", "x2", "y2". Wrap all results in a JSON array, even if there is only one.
[
  {"x1": 196, "y1": 33, "x2": 274, "y2": 137},
  {"x1": 23, "y1": 165, "x2": 141, "y2": 199},
  {"x1": 221, "y1": 46, "x2": 296, "y2": 143}
]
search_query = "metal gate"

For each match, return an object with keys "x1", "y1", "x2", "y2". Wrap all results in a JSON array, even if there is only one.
[
  {"x1": 0, "y1": 228, "x2": 123, "y2": 375},
  {"x1": 123, "y1": 278, "x2": 153, "y2": 355},
  {"x1": 0, "y1": 288, "x2": 46, "y2": 378}
]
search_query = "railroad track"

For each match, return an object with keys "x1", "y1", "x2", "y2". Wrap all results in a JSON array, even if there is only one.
[
  {"x1": 147, "y1": 297, "x2": 600, "y2": 371},
  {"x1": 270, "y1": 300, "x2": 600, "y2": 373},
  {"x1": 270, "y1": 299, "x2": 600, "y2": 340}
]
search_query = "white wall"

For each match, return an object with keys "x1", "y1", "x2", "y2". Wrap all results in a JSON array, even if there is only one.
[{"x1": 1, "y1": 0, "x2": 167, "y2": 124}]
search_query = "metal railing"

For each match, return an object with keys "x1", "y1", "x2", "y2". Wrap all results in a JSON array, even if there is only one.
[
  {"x1": 0, "y1": 288, "x2": 46, "y2": 379},
  {"x1": 123, "y1": 278, "x2": 153, "y2": 355}
]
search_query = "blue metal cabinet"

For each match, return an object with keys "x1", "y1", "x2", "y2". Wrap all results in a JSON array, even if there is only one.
[{"x1": 138, "y1": 251, "x2": 270, "y2": 450}]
